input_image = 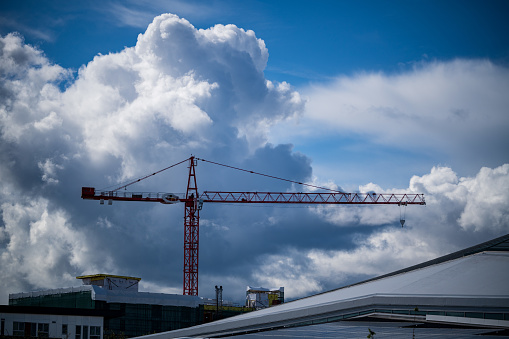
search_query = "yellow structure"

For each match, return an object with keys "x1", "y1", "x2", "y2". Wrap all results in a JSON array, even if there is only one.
[
  {"x1": 76, "y1": 274, "x2": 141, "y2": 291},
  {"x1": 246, "y1": 286, "x2": 284, "y2": 309}
]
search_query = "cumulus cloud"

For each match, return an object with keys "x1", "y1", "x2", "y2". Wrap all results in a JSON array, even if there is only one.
[
  {"x1": 0, "y1": 15, "x2": 305, "y2": 303},
  {"x1": 1, "y1": 14, "x2": 508, "y2": 305},
  {"x1": 315, "y1": 164, "x2": 509, "y2": 235},
  {"x1": 0, "y1": 198, "x2": 91, "y2": 291},
  {"x1": 59, "y1": 14, "x2": 303, "y2": 175},
  {"x1": 38, "y1": 158, "x2": 63, "y2": 184},
  {"x1": 414, "y1": 164, "x2": 509, "y2": 232},
  {"x1": 255, "y1": 164, "x2": 509, "y2": 299},
  {"x1": 254, "y1": 229, "x2": 438, "y2": 299},
  {"x1": 0, "y1": 33, "x2": 70, "y2": 142}
]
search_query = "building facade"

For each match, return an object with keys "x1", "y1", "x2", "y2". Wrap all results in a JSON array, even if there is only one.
[
  {"x1": 0, "y1": 306, "x2": 103, "y2": 339},
  {"x1": 7, "y1": 274, "x2": 253, "y2": 338}
]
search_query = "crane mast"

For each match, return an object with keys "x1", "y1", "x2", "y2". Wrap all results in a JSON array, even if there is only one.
[
  {"x1": 81, "y1": 156, "x2": 425, "y2": 296},
  {"x1": 183, "y1": 157, "x2": 199, "y2": 296}
]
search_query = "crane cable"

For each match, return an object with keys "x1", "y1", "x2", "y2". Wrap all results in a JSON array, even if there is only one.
[
  {"x1": 100, "y1": 156, "x2": 344, "y2": 194},
  {"x1": 196, "y1": 157, "x2": 344, "y2": 193},
  {"x1": 102, "y1": 157, "x2": 190, "y2": 192}
]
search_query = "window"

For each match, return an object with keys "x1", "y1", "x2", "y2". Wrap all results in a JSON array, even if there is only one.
[
  {"x1": 13, "y1": 322, "x2": 25, "y2": 337},
  {"x1": 83, "y1": 325, "x2": 88, "y2": 339},
  {"x1": 62, "y1": 324, "x2": 68, "y2": 336},
  {"x1": 76, "y1": 325, "x2": 81, "y2": 339},
  {"x1": 90, "y1": 326, "x2": 101, "y2": 339},
  {"x1": 38, "y1": 323, "x2": 49, "y2": 337},
  {"x1": 485, "y1": 313, "x2": 504, "y2": 320}
]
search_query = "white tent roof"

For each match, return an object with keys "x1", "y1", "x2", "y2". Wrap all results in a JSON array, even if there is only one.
[{"x1": 136, "y1": 234, "x2": 509, "y2": 339}]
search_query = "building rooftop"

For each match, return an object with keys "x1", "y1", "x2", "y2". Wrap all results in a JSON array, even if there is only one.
[
  {"x1": 136, "y1": 233, "x2": 509, "y2": 339},
  {"x1": 76, "y1": 274, "x2": 142, "y2": 281},
  {"x1": 9, "y1": 284, "x2": 203, "y2": 308}
]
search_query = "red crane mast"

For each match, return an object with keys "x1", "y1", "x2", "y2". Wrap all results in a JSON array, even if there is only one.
[{"x1": 81, "y1": 156, "x2": 425, "y2": 296}]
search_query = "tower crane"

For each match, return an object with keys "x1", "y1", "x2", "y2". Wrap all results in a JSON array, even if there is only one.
[{"x1": 81, "y1": 156, "x2": 425, "y2": 296}]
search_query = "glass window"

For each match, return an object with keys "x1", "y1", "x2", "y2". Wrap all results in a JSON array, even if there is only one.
[
  {"x1": 13, "y1": 322, "x2": 25, "y2": 337},
  {"x1": 38, "y1": 323, "x2": 49, "y2": 337},
  {"x1": 83, "y1": 325, "x2": 88, "y2": 339},
  {"x1": 76, "y1": 325, "x2": 81, "y2": 339},
  {"x1": 90, "y1": 326, "x2": 101, "y2": 339},
  {"x1": 485, "y1": 313, "x2": 504, "y2": 320},
  {"x1": 62, "y1": 324, "x2": 68, "y2": 336}
]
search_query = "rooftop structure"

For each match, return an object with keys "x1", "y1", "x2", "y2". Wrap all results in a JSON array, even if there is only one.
[
  {"x1": 76, "y1": 274, "x2": 141, "y2": 292},
  {"x1": 245, "y1": 287, "x2": 284, "y2": 309},
  {"x1": 10, "y1": 284, "x2": 203, "y2": 309},
  {"x1": 136, "y1": 233, "x2": 509, "y2": 339}
]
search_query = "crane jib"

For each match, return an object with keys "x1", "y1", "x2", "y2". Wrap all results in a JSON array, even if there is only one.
[
  {"x1": 200, "y1": 191, "x2": 425, "y2": 205},
  {"x1": 82, "y1": 187, "x2": 425, "y2": 205}
]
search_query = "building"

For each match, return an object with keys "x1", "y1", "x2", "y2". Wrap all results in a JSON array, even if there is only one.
[
  {"x1": 0, "y1": 305, "x2": 104, "y2": 339},
  {"x1": 245, "y1": 287, "x2": 284, "y2": 309},
  {"x1": 7, "y1": 274, "x2": 250, "y2": 338},
  {"x1": 135, "y1": 233, "x2": 509, "y2": 338}
]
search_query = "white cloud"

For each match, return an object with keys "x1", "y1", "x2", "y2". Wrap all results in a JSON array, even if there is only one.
[
  {"x1": 253, "y1": 250, "x2": 323, "y2": 298},
  {"x1": 57, "y1": 13, "x2": 302, "y2": 175},
  {"x1": 1, "y1": 15, "x2": 508, "y2": 305},
  {"x1": 0, "y1": 198, "x2": 93, "y2": 293},
  {"x1": 407, "y1": 164, "x2": 509, "y2": 233},
  {"x1": 33, "y1": 111, "x2": 63, "y2": 131},
  {"x1": 270, "y1": 59, "x2": 509, "y2": 174},
  {"x1": 456, "y1": 165, "x2": 509, "y2": 232},
  {"x1": 0, "y1": 15, "x2": 304, "y2": 302},
  {"x1": 315, "y1": 164, "x2": 509, "y2": 233},
  {"x1": 308, "y1": 230, "x2": 437, "y2": 277},
  {"x1": 104, "y1": 1, "x2": 222, "y2": 28},
  {"x1": 0, "y1": 16, "x2": 55, "y2": 42},
  {"x1": 38, "y1": 158, "x2": 63, "y2": 184},
  {"x1": 199, "y1": 23, "x2": 268, "y2": 73},
  {"x1": 257, "y1": 164, "x2": 509, "y2": 298},
  {"x1": 0, "y1": 33, "x2": 70, "y2": 142},
  {"x1": 255, "y1": 228, "x2": 440, "y2": 300},
  {"x1": 106, "y1": 3, "x2": 156, "y2": 28}
]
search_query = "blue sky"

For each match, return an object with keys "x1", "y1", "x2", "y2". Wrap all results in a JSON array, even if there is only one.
[
  {"x1": 3, "y1": 1, "x2": 509, "y2": 84},
  {"x1": 1, "y1": 1, "x2": 508, "y2": 303}
]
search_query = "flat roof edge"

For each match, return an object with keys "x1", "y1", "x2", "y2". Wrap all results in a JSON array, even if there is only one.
[{"x1": 76, "y1": 274, "x2": 141, "y2": 281}]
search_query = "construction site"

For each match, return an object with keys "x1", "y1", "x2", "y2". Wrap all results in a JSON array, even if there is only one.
[
  {"x1": 1, "y1": 157, "x2": 508, "y2": 338},
  {"x1": 0, "y1": 156, "x2": 431, "y2": 338},
  {"x1": 3, "y1": 234, "x2": 509, "y2": 338},
  {"x1": 6, "y1": 274, "x2": 286, "y2": 337}
]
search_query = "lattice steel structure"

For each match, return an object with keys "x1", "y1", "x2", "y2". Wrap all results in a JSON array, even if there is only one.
[{"x1": 82, "y1": 156, "x2": 426, "y2": 296}]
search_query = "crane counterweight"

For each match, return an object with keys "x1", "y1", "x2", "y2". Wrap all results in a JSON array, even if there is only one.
[{"x1": 81, "y1": 187, "x2": 180, "y2": 204}]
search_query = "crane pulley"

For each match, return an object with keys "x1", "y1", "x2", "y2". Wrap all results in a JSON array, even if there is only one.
[{"x1": 81, "y1": 156, "x2": 425, "y2": 296}]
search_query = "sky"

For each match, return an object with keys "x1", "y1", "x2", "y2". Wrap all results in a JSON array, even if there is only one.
[{"x1": 1, "y1": 0, "x2": 508, "y2": 304}]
